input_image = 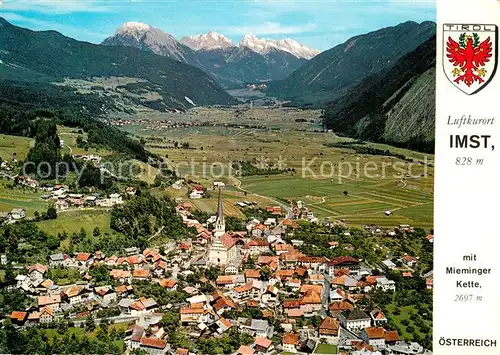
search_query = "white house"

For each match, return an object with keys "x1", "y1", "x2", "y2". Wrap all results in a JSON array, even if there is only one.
[
  {"x1": 213, "y1": 181, "x2": 225, "y2": 189},
  {"x1": 240, "y1": 319, "x2": 273, "y2": 338},
  {"x1": 361, "y1": 327, "x2": 386, "y2": 349},
  {"x1": 94, "y1": 286, "x2": 117, "y2": 304},
  {"x1": 49, "y1": 253, "x2": 64, "y2": 267},
  {"x1": 282, "y1": 333, "x2": 299, "y2": 353},
  {"x1": 180, "y1": 306, "x2": 210, "y2": 325},
  {"x1": 189, "y1": 190, "x2": 204, "y2": 199},
  {"x1": 319, "y1": 316, "x2": 340, "y2": 344},
  {"x1": 376, "y1": 277, "x2": 396, "y2": 292},
  {"x1": 11, "y1": 208, "x2": 26, "y2": 220},
  {"x1": 382, "y1": 259, "x2": 397, "y2": 270},
  {"x1": 340, "y1": 309, "x2": 371, "y2": 332},
  {"x1": 27, "y1": 264, "x2": 47, "y2": 286},
  {"x1": 109, "y1": 193, "x2": 123, "y2": 205}
]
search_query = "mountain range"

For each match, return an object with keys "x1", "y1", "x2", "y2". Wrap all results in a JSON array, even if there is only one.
[
  {"x1": 102, "y1": 22, "x2": 318, "y2": 88},
  {"x1": 266, "y1": 21, "x2": 436, "y2": 106},
  {"x1": 0, "y1": 17, "x2": 236, "y2": 110},
  {"x1": 0, "y1": 17, "x2": 436, "y2": 152}
]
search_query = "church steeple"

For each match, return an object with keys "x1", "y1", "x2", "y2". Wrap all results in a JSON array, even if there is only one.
[{"x1": 214, "y1": 187, "x2": 225, "y2": 237}]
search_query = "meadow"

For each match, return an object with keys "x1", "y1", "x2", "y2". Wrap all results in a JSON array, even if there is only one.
[
  {"x1": 57, "y1": 125, "x2": 112, "y2": 157},
  {"x1": 37, "y1": 209, "x2": 112, "y2": 236},
  {"x1": 0, "y1": 134, "x2": 32, "y2": 161},
  {"x1": 0, "y1": 180, "x2": 47, "y2": 217}
]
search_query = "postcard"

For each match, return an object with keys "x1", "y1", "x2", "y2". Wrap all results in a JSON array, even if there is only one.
[{"x1": 0, "y1": 0, "x2": 497, "y2": 354}]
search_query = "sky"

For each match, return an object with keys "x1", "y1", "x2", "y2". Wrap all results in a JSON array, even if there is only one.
[{"x1": 0, "y1": 0, "x2": 435, "y2": 51}]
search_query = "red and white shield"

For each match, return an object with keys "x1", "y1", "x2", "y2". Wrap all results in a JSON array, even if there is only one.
[{"x1": 443, "y1": 24, "x2": 498, "y2": 95}]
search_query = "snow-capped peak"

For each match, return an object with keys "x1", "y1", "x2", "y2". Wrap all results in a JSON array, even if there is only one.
[
  {"x1": 107, "y1": 22, "x2": 188, "y2": 63},
  {"x1": 116, "y1": 21, "x2": 152, "y2": 35},
  {"x1": 180, "y1": 31, "x2": 235, "y2": 51},
  {"x1": 239, "y1": 34, "x2": 319, "y2": 59}
]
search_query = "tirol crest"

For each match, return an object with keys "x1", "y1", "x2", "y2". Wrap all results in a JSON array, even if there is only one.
[{"x1": 443, "y1": 24, "x2": 498, "y2": 95}]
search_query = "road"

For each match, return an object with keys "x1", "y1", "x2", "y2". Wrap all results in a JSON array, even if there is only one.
[
  {"x1": 148, "y1": 226, "x2": 165, "y2": 241},
  {"x1": 322, "y1": 274, "x2": 331, "y2": 318},
  {"x1": 0, "y1": 172, "x2": 15, "y2": 180},
  {"x1": 70, "y1": 314, "x2": 138, "y2": 326}
]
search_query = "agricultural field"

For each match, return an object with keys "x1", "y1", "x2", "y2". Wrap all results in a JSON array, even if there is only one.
[
  {"x1": 0, "y1": 180, "x2": 48, "y2": 217},
  {"x1": 156, "y1": 186, "x2": 273, "y2": 218},
  {"x1": 315, "y1": 343, "x2": 338, "y2": 354},
  {"x1": 240, "y1": 175, "x2": 433, "y2": 229},
  {"x1": 0, "y1": 134, "x2": 33, "y2": 162},
  {"x1": 125, "y1": 107, "x2": 434, "y2": 229},
  {"x1": 37, "y1": 209, "x2": 112, "y2": 236}
]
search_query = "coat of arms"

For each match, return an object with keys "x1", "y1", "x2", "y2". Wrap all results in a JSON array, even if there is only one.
[{"x1": 443, "y1": 24, "x2": 498, "y2": 95}]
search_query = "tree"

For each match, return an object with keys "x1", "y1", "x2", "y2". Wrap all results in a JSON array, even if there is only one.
[
  {"x1": 57, "y1": 320, "x2": 69, "y2": 335},
  {"x1": 160, "y1": 311, "x2": 180, "y2": 331},
  {"x1": 93, "y1": 227, "x2": 101, "y2": 237},
  {"x1": 47, "y1": 207, "x2": 57, "y2": 220},
  {"x1": 46, "y1": 234, "x2": 60, "y2": 250},
  {"x1": 204, "y1": 267, "x2": 220, "y2": 281},
  {"x1": 260, "y1": 266, "x2": 272, "y2": 281},
  {"x1": 85, "y1": 315, "x2": 96, "y2": 332}
]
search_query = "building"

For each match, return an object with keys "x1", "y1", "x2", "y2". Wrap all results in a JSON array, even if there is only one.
[
  {"x1": 340, "y1": 309, "x2": 371, "y2": 332},
  {"x1": 10, "y1": 311, "x2": 27, "y2": 326},
  {"x1": 239, "y1": 319, "x2": 273, "y2": 338},
  {"x1": 27, "y1": 264, "x2": 47, "y2": 286},
  {"x1": 207, "y1": 189, "x2": 237, "y2": 265},
  {"x1": 140, "y1": 337, "x2": 169, "y2": 355},
  {"x1": 180, "y1": 305, "x2": 209, "y2": 325},
  {"x1": 376, "y1": 277, "x2": 396, "y2": 292},
  {"x1": 370, "y1": 309, "x2": 388, "y2": 326},
  {"x1": 38, "y1": 295, "x2": 61, "y2": 312},
  {"x1": 382, "y1": 259, "x2": 397, "y2": 270},
  {"x1": 49, "y1": 253, "x2": 64, "y2": 267},
  {"x1": 361, "y1": 327, "x2": 386, "y2": 349},
  {"x1": 11, "y1": 208, "x2": 26, "y2": 220},
  {"x1": 255, "y1": 337, "x2": 273, "y2": 353},
  {"x1": 282, "y1": 333, "x2": 299, "y2": 353},
  {"x1": 213, "y1": 181, "x2": 225, "y2": 189},
  {"x1": 109, "y1": 193, "x2": 123, "y2": 205},
  {"x1": 319, "y1": 316, "x2": 340, "y2": 344},
  {"x1": 402, "y1": 255, "x2": 418, "y2": 267},
  {"x1": 243, "y1": 238, "x2": 269, "y2": 256},
  {"x1": 61, "y1": 285, "x2": 91, "y2": 305},
  {"x1": 55, "y1": 199, "x2": 69, "y2": 210},
  {"x1": 94, "y1": 286, "x2": 117, "y2": 304},
  {"x1": 361, "y1": 328, "x2": 400, "y2": 350},
  {"x1": 326, "y1": 257, "x2": 361, "y2": 276}
]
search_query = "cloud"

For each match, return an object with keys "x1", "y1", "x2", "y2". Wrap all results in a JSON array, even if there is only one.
[
  {"x1": 3, "y1": 0, "x2": 112, "y2": 14},
  {"x1": 223, "y1": 21, "x2": 317, "y2": 36}
]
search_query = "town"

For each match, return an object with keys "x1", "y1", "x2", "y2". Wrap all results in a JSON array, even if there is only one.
[{"x1": 2, "y1": 182, "x2": 434, "y2": 355}]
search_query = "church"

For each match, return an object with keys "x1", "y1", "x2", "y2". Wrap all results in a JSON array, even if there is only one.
[{"x1": 207, "y1": 188, "x2": 238, "y2": 266}]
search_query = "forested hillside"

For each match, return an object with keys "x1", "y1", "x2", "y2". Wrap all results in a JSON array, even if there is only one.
[
  {"x1": 0, "y1": 80, "x2": 151, "y2": 161},
  {"x1": 322, "y1": 36, "x2": 436, "y2": 153}
]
